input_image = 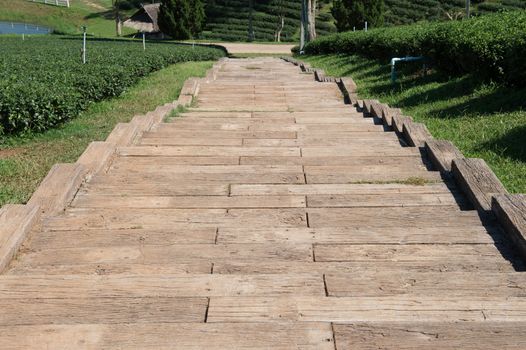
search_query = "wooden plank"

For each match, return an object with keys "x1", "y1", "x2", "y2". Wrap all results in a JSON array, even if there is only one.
[
  {"x1": 362, "y1": 99, "x2": 380, "y2": 115},
  {"x1": 130, "y1": 114, "x2": 155, "y2": 132},
  {"x1": 0, "y1": 297, "x2": 207, "y2": 325},
  {"x1": 247, "y1": 124, "x2": 383, "y2": 132},
  {"x1": 492, "y1": 194, "x2": 526, "y2": 259},
  {"x1": 73, "y1": 195, "x2": 306, "y2": 209},
  {"x1": 0, "y1": 322, "x2": 335, "y2": 350},
  {"x1": 0, "y1": 274, "x2": 324, "y2": 298},
  {"x1": 207, "y1": 296, "x2": 526, "y2": 322},
  {"x1": 81, "y1": 182, "x2": 230, "y2": 196},
  {"x1": 231, "y1": 183, "x2": 452, "y2": 196},
  {"x1": 92, "y1": 172, "x2": 305, "y2": 184},
  {"x1": 306, "y1": 170, "x2": 442, "y2": 183},
  {"x1": 402, "y1": 121, "x2": 433, "y2": 147},
  {"x1": 426, "y1": 139, "x2": 464, "y2": 172},
  {"x1": 28, "y1": 163, "x2": 87, "y2": 215},
  {"x1": 217, "y1": 226, "x2": 502, "y2": 244},
  {"x1": 0, "y1": 204, "x2": 39, "y2": 273},
  {"x1": 382, "y1": 107, "x2": 402, "y2": 127},
  {"x1": 178, "y1": 111, "x2": 252, "y2": 118},
  {"x1": 144, "y1": 130, "x2": 297, "y2": 139},
  {"x1": 109, "y1": 164, "x2": 303, "y2": 174},
  {"x1": 301, "y1": 147, "x2": 419, "y2": 157},
  {"x1": 314, "y1": 244, "x2": 507, "y2": 263},
  {"x1": 76, "y1": 141, "x2": 115, "y2": 175},
  {"x1": 241, "y1": 156, "x2": 424, "y2": 166},
  {"x1": 105, "y1": 123, "x2": 139, "y2": 146},
  {"x1": 325, "y1": 271, "x2": 526, "y2": 297},
  {"x1": 13, "y1": 243, "x2": 312, "y2": 267},
  {"x1": 43, "y1": 208, "x2": 307, "y2": 231},
  {"x1": 140, "y1": 137, "x2": 243, "y2": 146},
  {"x1": 213, "y1": 260, "x2": 517, "y2": 274},
  {"x1": 110, "y1": 156, "x2": 239, "y2": 167},
  {"x1": 392, "y1": 114, "x2": 413, "y2": 134},
  {"x1": 306, "y1": 193, "x2": 465, "y2": 208},
  {"x1": 29, "y1": 228, "x2": 218, "y2": 249},
  {"x1": 177, "y1": 117, "x2": 297, "y2": 124},
  {"x1": 452, "y1": 158, "x2": 508, "y2": 211},
  {"x1": 118, "y1": 146, "x2": 301, "y2": 157},
  {"x1": 294, "y1": 117, "x2": 371, "y2": 124},
  {"x1": 10, "y1": 262, "x2": 213, "y2": 275},
  {"x1": 308, "y1": 207, "x2": 484, "y2": 227},
  {"x1": 333, "y1": 322, "x2": 526, "y2": 350},
  {"x1": 243, "y1": 138, "x2": 402, "y2": 147}
]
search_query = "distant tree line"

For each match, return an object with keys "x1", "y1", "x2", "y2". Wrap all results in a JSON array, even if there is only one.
[
  {"x1": 158, "y1": 0, "x2": 206, "y2": 40},
  {"x1": 332, "y1": 0, "x2": 385, "y2": 32}
]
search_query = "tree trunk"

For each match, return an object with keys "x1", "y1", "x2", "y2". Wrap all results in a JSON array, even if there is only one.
[
  {"x1": 116, "y1": 16, "x2": 122, "y2": 37},
  {"x1": 276, "y1": 15, "x2": 284, "y2": 42},
  {"x1": 307, "y1": 0, "x2": 316, "y2": 40}
]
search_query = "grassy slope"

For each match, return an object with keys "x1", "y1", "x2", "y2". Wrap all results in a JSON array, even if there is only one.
[
  {"x1": 0, "y1": 61, "x2": 214, "y2": 206},
  {"x1": 300, "y1": 54, "x2": 526, "y2": 193},
  {"x1": 0, "y1": 0, "x2": 134, "y2": 36}
]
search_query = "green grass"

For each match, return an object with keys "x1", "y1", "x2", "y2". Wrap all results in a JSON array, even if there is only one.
[
  {"x1": 0, "y1": 0, "x2": 135, "y2": 37},
  {"x1": 300, "y1": 54, "x2": 526, "y2": 193},
  {"x1": 0, "y1": 61, "x2": 214, "y2": 206}
]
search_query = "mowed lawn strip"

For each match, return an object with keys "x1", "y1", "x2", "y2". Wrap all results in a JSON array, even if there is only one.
[
  {"x1": 0, "y1": 61, "x2": 214, "y2": 206},
  {"x1": 300, "y1": 54, "x2": 526, "y2": 193}
]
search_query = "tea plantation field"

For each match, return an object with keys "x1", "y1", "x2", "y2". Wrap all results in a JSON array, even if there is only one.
[{"x1": 0, "y1": 36, "x2": 225, "y2": 137}]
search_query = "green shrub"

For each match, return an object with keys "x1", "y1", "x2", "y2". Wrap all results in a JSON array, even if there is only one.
[
  {"x1": 303, "y1": 11, "x2": 526, "y2": 86},
  {"x1": 0, "y1": 37, "x2": 225, "y2": 136}
]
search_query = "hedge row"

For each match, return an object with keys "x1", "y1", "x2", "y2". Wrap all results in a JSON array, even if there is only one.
[
  {"x1": 0, "y1": 37, "x2": 225, "y2": 136},
  {"x1": 302, "y1": 11, "x2": 526, "y2": 86}
]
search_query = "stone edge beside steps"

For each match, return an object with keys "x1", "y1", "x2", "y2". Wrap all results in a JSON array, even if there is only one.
[
  {"x1": 281, "y1": 56, "x2": 526, "y2": 260},
  {"x1": 0, "y1": 58, "x2": 226, "y2": 273}
]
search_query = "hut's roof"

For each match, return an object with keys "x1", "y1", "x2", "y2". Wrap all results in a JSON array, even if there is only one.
[{"x1": 123, "y1": 3, "x2": 161, "y2": 33}]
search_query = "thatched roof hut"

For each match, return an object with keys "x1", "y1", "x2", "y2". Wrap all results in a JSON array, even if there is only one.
[{"x1": 124, "y1": 3, "x2": 161, "y2": 33}]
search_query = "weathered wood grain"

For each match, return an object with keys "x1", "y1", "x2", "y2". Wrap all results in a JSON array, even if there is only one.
[
  {"x1": 28, "y1": 163, "x2": 87, "y2": 215},
  {"x1": 492, "y1": 194, "x2": 526, "y2": 258},
  {"x1": 73, "y1": 195, "x2": 306, "y2": 209},
  {"x1": 333, "y1": 322, "x2": 526, "y2": 350},
  {"x1": 0, "y1": 322, "x2": 335, "y2": 350},
  {"x1": 217, "y1": 226, "x2": 501, "y2": 244},
  {"x1": 105, "y1": 123, "x2": 139, "y2": 146},
  {"x1": 314, "y1": 244, "x2": 508, "y2": 263},
  {"x1": 76, "y1": 141, "x2": 115, "y2": 175},
  {"x1": 207, "y1": 296, "x2": 526, "y2": 322},
  {"x1": 426, "y1": 139, "x2": 464, "y2": 172},
  {"x1": 392, "y1": 114, "x2": 413, "y2": 134},
  {"x1": 325, "y1": 271, "x2": 526, "y2": 297},
  {"x1": 13, "y1": 243, "x2": 312, "y2": 267},
  {"x1": 0, "y1": 274, "x2": 324, "y2": 298},
  {"x1": 231, "y1": 183, "x2": 451, "y2": 196},
  {"x1": 0, "y1": 204, "x2": 39, "y2": 273},
  {"x1": 452, "y1": 158, "x2": 508, "y2": 211},
  {"x1": 43, "y1": 208, "x2": 307, "y2": 230},
  {"x1": 307, "y1": 206, "x2": 483, "y2": 227},
  {"x1": 402, "y1": 121, "x2": 433, "y2": 147},
  {"x1": 0, "y1": 297, "x2": 208, "y2": 325}
]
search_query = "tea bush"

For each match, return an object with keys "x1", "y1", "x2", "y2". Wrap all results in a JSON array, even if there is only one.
[
  {"x1": 0, "y1": 36, "x2": 225, "y2": 136},
  {"x1": 302, "y1": 11, "x2": 526, "y2": 86}
]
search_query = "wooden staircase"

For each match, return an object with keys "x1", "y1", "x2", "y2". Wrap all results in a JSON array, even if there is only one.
[{"x1": 0, "y1": 57, "x2": 525, "y2": 348}]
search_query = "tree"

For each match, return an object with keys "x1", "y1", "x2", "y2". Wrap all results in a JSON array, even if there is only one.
[
  {"x1": 332, "y1": 0, "x2": 385, "y2": 32},
  {"x1": 158, "y1": 0, "x2": 205, "y2": 40},
  {"x1": 248, "y1": 0, "x2": 255, "y2": 41},
  {"x1": 188, "y1": 0, "x2": 206, "y2": 38},
  {"x1": 307, "y1": 0, "x2": 317, "y2": 40},
  {"x1": 111, "y1": 0, "x2": 124, "y2": 37},
  {"x1": 300, "y1": 0, "x2": 317, "y2": 49},
  {"x1": 271, "y1": 0, "x2": 286, "y2": 42}
]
